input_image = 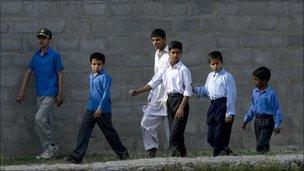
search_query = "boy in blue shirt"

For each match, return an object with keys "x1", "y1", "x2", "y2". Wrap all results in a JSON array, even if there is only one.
[
  {"x1": 193, "y1": 51, "x2": 237, "y2": 157},
  {"x1": 241, "y1": 66, "x2": 282, "y2": 154},
  {"x1": 65, "y1": 52, "x2": 129, "y2": 164},
  {"x1": 16, "y1": 28, "x2": 64, "y2": 159}
]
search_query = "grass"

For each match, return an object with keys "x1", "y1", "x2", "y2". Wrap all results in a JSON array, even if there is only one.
[{"x1": 0, "y1": 149, "x2": 303, "y2": 167}]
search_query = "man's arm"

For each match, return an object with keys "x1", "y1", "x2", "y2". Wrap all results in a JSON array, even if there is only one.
[
  {"x1": 129, "y1": 85, "x2": 152, "y2": 96},
  {"x1": 16, "y1": 69, "x2": 32, "y2": 103}
]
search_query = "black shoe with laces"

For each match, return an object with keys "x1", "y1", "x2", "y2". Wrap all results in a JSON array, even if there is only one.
[
  {"x1": 146, "y1": 148, "x2": 157, "y2": 158},
  {"x1": 64, "y1": 154, "x2": 82, "y2": 164}
]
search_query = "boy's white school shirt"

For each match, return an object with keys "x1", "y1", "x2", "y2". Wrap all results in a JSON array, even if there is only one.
[
  {"x1": 142, "y1": 45, "x2": 170, "y2": 116},
  {"x1": 148, "y1": 60, "x2": 193, "y2": 98}
]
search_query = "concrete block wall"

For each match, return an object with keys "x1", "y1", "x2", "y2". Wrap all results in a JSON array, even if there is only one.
[{"x1": 1, "y1": 0, "x2": 303, "y2": 157}]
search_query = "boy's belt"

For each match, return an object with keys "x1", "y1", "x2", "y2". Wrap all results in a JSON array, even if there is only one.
[
  {"x1": 256, "y1": 114, "x2": 274, "y2": 119},
  {"x1": 168, "y1": 93, "x2": 183, "y2": 98}
]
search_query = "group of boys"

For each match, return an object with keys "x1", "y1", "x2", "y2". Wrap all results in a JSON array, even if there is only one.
[{"x1": 16, "y1": 28, "x2": 282, "y2": 163}]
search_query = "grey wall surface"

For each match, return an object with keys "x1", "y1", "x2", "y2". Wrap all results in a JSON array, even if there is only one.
[{"x1": 1, "y1": 0, "x2": 303, "y2": 157}]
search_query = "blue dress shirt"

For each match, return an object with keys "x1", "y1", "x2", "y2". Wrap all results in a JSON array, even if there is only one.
[
  {"x1": 193, "y1": 68, "x2": 237, "y2": 116},
  {"x1": 28, "y1": 47, "x2": 64, "y2": 97},
  {"x1": 87, "y1": 69, "x2": 112, "y2": 113},
  {"x1": 243, "y1": 86, "x2": 282, "y2": 128}
]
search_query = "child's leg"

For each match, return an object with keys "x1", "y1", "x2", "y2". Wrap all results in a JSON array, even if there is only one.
[
  {"x1": 72, "y1": 110, "x2": 96, "y2": 161},
  {"x1": 141, "y1": 113, "x2": 163, "y2": 151},
  {"x1": 35, "y1": 96, "x2": 56, "y2": 150},
  {"x1": 254, "y1": 117, "x2": 274, "y2": 153},
  {"x1": 96, "y1": 113, "x2": 128, "y2": 159},
  {"x1": 207, "y1": 98, "x2": 226, "y2": 156}
]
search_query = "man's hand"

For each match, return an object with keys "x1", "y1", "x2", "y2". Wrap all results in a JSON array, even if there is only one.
[
  {"x1": 225, "y1": 116, "x2": 233, "y2": 124},
  {"x1": 56, "y1": 94, "x2": 63, "y2": 107},
  {"x1": 274, "y1": 128, "x2": 280, "y2": 135},
  {"x1": 175, "y1": 107, "x2": 184, "y2": 120},
  {"x1": 16, "y1": 91, "x2": 25, "y2": 103},
  {"x1": 240, "y1": 123, "x2": 247, "y2": 129},
  {"x1": 129, "y1": 89, "x2": 138, "y2": 97},
  {"x1": 94, "y1": 109, "x2": 102, "y2": 119}
]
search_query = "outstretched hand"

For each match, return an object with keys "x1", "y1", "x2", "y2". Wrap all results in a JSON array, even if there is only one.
[
  {"x1": 274, "y1": 128, "x2": 280, "y2": 135},
  {"x1": 129, "y1": 89, "x2": 138, "y2": 97},
  {"x1": 240, "y1": 123, "x2": 246, "y2": 129}
]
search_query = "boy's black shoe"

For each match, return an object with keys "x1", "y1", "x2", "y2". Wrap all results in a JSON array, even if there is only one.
[
  {"x1": 224, "y1": 147, "x2": 237, "y2": 156},
  {"x1": 146, "y1": 148, "x2": 157, "y2": 158},
  {"x1": 118, "y1": 152, "x2": 129, "y2": 160},
  {"x1": 64, "y1": 154, "x2": 82, "y2": 164}
]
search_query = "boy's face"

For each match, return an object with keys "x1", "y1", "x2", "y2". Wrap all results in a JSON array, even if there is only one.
[
  {"x1": 209, "y1": 58, "x2": 222, "y2": 72},
  {"x1": 38, "y1": 36, "x2": 51, "y2": 49},
  {"x1": 151, "y1": 36, "x2": 166, "y2": 50},
  {"x1": 252, "y1": 76, "x2": 266, "y2": 89},
  {"x1": 169, "y1": 48, "x2": 181, "y2": 65},
  {"x1": 90, "y1": 59, "x2": 104, "y2": 73}
]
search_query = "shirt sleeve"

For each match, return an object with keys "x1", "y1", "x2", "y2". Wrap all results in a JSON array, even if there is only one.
[
  {"x1": 148, "y1": 69, "x2": 164, "y2": 90},
  {"x1": 27, "y1": 56, "x2": 35, "y2": 71},
  {"x1": 97, "y1": 76, "x2": 111, "y2": 112},
  {"x1": 271, "y1": 92, "x2": 282, "y2": 128},
  {"x1": 54, "y1": 54, "x2": 64, "y2": 71},
  {"x1": 182, "y1": 68, "x2": 192, "y2": 97},
  {"x1": 226, "y1": 75, "x2": 237, "y2": 116},
  {"x1": 243, "y1": 91, "x2": 256, "y2": 124}
]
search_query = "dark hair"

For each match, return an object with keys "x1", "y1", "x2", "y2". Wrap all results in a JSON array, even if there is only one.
[
  {"x1": 208, "y1": 51, "x2": 223, "y2": 63},
  {"x1": 151, "y1": 28, "x2": 166, "y2": 39},
  {"x1": 169, "y1": 41, "x2": 183, "y2": 52},
  {"x1": 253, "y1": 66, "x2": 271, "y2": 83},
  {"x1": 89, "y1": 52, "x2": 105, "y2": 64}
]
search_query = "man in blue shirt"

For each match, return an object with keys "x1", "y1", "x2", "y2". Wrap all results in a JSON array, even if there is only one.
[
  {"x1": 241, "y1": 66, "x2": 282, "y2": 154},
  {"x1": 65, "y1": 52, "x2": 129, "y2": 164},
  {"x1": 193, "y1": 51, "x2": 237, "y2": 157},
  {"x1": 16, "y1": 28, "x2": 64, "y2": 159}
]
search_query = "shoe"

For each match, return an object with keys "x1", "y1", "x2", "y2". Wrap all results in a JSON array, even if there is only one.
[
  {"x1": 224, "y1": 147, "x2": 237, "y2": 156},
  {"x1": 146, "y1": 148, "x2": 157, "y2": 158},
  {"x1": 64, "y1": 154, "x2": 82, "y2": 164},
  {"x1": 118, "y1": 152, "x2": 129, "y2": 160},
  {"x1": 36, "y1": 144, "x2": 58, "y2": 159}
]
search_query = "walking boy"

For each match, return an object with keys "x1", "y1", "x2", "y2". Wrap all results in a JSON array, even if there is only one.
[
  {"x1": 140, "y1": 28, "x2": 170, "y2": 158},
  {"x1": 241, "y1": 66, "x2": 282, "y2": 154},
  {"x1": 193, "y1": 51, "x2": 237, "y2": 157},
  {"x1": 129, "y1": 41, "x2": 192, "y2": 157},
  {"x1": 65, "y1": 52, "x2": 129, "y2": 164},
  {"x1": 16, "y1": 28, "x2": 63, "y2": 159}
]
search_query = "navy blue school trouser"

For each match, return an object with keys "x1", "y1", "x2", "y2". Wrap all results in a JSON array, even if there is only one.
[
  {"x1": 166, "y1": 93, "x2": 189, "y2": 157},
  {"x1": 72, "y1": 110, "x2": 128, "y2": 161},
  {"x1": 207, "y1": 97, "x2": 228, "y2": 156},
  {"x1": 254, "y1": 115, "x2": 274, "y2": 153}
]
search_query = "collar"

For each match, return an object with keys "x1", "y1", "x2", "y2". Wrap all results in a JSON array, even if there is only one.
[
  {"x1": 156, "y1": 45, "x2": 169, "y2": 57},
  {"x1": 90, "y1": 69, "x2": 104, "y2": 78},
  {"x1": 254, "y1": 85, "x2": 271, "y2": 94},
  {"x1": 171, "y1": 60, "x2": 182, "y2": 69},
  {"x1": 35, "y1": 47, "x2": 51, "y2": 56},
  {"x1": 212, "y1": 68, "x2": 224, "y2": 76}
]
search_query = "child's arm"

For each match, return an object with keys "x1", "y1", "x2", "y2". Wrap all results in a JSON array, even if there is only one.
[
  {"x1": 176, "y1": 96, "x2": 190, "y2": 120},
  {"x1": 226, "y1": 75, "x2": 237, "y2": 118},
  {"x1": 129, "y1": 69, "x2": 163, "y2": 97},
  {"x1": 94, "y1": 76, "x2": 111, "y2": 119},
  {"x1": 16, "y1": 69, "x2": 32, "y2": 103},
  {"x1": 56, "y1": 70, "x2": 64, "y2": 107},
  {"x1": 241, "y1": 92, "x2": 255, "y2": 129},
  {"x1": 193, "y1": 74, "x2": 209, "y2": 98},
  {"x1": 272, "y1": 92, "x2": 282, "y2": 134}
]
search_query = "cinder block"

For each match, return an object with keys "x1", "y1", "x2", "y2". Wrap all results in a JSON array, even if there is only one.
[
  {"x1": 1, "y1": 0, "x2": 22, "y2": 15},
  {"x1": 109, "y1": 2, "x2": 132, "y2": 16},
  {"x1": 239, "y1": 2, "x2": 265, "y2": 15},
  {"x1": 133, "y1": 2, "x2": 165, "y2": 16},
  {"x1": 1, "y1": 35, "x2": 23, "y2": 52},
  {"x1": 263, "y1": 34, "x2": 286, "y2": 47},
  {"x1": 1, "y1": 20, "x2": 13, "y2": 33},
  {"x1": 14, "y1": 20, "x2": 39, "y2": 33},
  {"x1": 217, "y1": 2, "x2": 240, "y2": 15},
  {"x1": 240, "y1": 34, "x2": 264, "y2": 48},
  {"x1": 54, "y1": 37, "x2": 80, "y2": 51},
  {"x1": 188, "y1": 1, "x2": 214, "y2": 16},
  {"x1": 264, "y1": 1, "x2": 287, "y2": 15},
  {"x1": 216, "y1": 34, "x2": 241, "y2": 48},
  {"x1": 23, "y1": 1, "x2": 62, "y2": 18},
  {"x1": 286, "y1": 34, "x2": 303, "y2": 47},
  {"x1": 81, "y1": 38, "x2": 108, "y2": 52},
  {"x1": 38, "y1": 19, "x2": 66, "y2": 33},
  {"x1": 83, "y1": 2, "x2": 108, "y2": 16},
  {"x1": 164, "y1": 2, "x2": 187, "y2": 16}
]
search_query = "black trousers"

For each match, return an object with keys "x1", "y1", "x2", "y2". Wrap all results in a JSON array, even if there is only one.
[
  {"x1": 166, "y1": 93, "x2": 189, "y2": 157},
  {"x1": 72, "y1": 110, "x2": 128, "y2": 160},
  {"x1": 254, "y1": 115, "x2": 274, "y2": 153},
  {"x1": 207, "y1": 97, "x2": 230, "y2": 156}
]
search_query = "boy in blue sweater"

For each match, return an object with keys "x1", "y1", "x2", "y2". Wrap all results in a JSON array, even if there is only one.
[
  {"x1": 241, "y1": 66, "x2": 282, "y2": 154},
  {"x1": 65, "y1": 52, "x2": 129, "y2": 163}
]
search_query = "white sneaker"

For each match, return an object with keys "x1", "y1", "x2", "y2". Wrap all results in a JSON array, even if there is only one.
[{"x1": 36, "y1": 144, "x2": 59, "y2": 159}]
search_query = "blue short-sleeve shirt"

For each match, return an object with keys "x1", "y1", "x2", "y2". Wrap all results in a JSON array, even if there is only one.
[{"x1": 28, "y1": 47, "x2": 64, "y2": 97}]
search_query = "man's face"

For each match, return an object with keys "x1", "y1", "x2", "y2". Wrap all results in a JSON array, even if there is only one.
[
  {"x1": 90, "y1": 59, "x2": 104, "y2": 73},
  {"x1": 209, "y1": 58, "x2": 222, "y2": 72},
  {"x1": 169, "y1": 48, "x2": 181, "y2": 65},
  {"x1": 151, "y1": 36, "x2": 166, "y2": 50},
  {"x1": 38, "y1": 36, "x2": 50, "y2": 49}
]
